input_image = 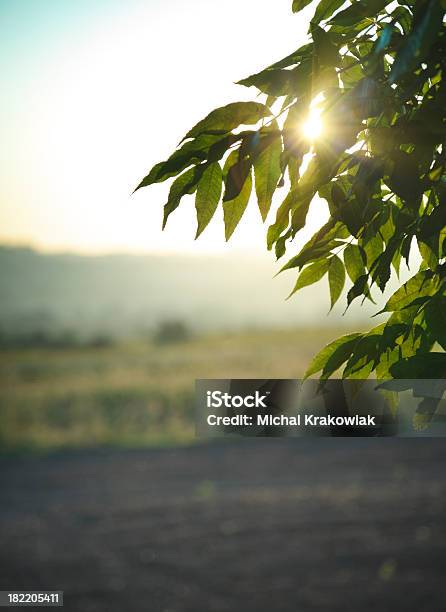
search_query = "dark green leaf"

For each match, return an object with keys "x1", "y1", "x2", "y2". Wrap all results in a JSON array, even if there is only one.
[
  {"x1": 265, "y1": 43, "x2": 313, "y2": 71},
  {"x1": 390, "y1": 0, "x2": 445, "y2": 85},
  {"x1": 392, "y1": 5, "x2": 413, "y2": 36},
  {"x1": 343, "y1": 331, "x2": 383, "y2": 379},
  {"x1": 135, "y1": 133, "x2": 229, "y2": 190},
  {"x1": 163, "y1": 167, "x2": 202, "y2": 229},
  {"x1": 390, "y1": 353, "x2": 446, "y2": 379},
  {"x1": 223, "y1": 158, "x2": 252, "y2": 202},
  {"x1": 424, "y1": 295, "x2": 446, "y2": 350},
  {"x1": 223, "y1": 152, "x2": 252, "y2": 240},
  {"x1": 387, "y1": 151, "x2": 422, "y2": 204},
  {"x1": 347, "y1": 273, "x2": 369, "y2": 307}
]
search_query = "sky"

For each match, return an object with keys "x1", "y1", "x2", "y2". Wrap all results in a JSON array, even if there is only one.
[{"x1": 0, "y1": 0, "x2": 323, "y2": 255}]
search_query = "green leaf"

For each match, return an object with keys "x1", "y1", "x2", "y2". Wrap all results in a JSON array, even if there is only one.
[
  {"x1": 311, "y1": 0, "x2": 346, "y2": 25},
  {"x1": 383, "y1": 270, "x2": 437, "y2": 312},
  {"x1": 346, "y1": 273, "x2": 370, "y2": 307},
  {"x1": 304, "y1": 332, "x2": 363, "y2": 379},
  {"x1": 362, "y1": 234, "x2": 383, "y2": 269},
  {"x1": 328, "y1": 255, "x2": 345, "y2": 309},
  {"x1": 340, "y1": 55, "x2": 364, "y2": 88},
  {"x1": 288, "y1": 258, "x2": 329, "y2": 298},
  {"x1": 223, "y1": 152, "x2": 252, "y2": 240},
  {"x1": 424, "y1": 295, "x2": 446, "y2": 350},
  {"x1": 195, "y1": 162, "x2": 223, "y2": 239},
  {"x1": 392, "y1": 5, "x2": 413, "y2": 35},
  {"x1": 237, "y1": 69, "x2": 294, "y2": 97},
  {"x1": 387, "y1": 151, "x2": 422, "y2": 204},
  {"x1": 390, "y1": 0, "x2": 445, "y2": 85},
  {"x1": 280, "y1": 220, "x2": 347, "y2": 272},
  {"x1": 254, "y1": 134, "x2": 282, "y2": 221},
  {"x1": 390, "y1": 353, "x2": 446, "y2": 379},
  {"x1": 343, "y1": 332, "x2": 382, "y2": 379},
  {"x1": 292, "y1": 0, "x2": 313, "y2": 13},
  {"x1": 267, "y1": 189, "x2": 295, "y2": 249},
  {"x1": 344, "y1": 243, "x2": 366, "y2": 283},
  {"x1": 163, "y1": 167, "x2": 202, "y2": 229},
  {"x1": 264, "y1": 43, "x2": 313, "y2": 71},
  {"x1": 185, "y1": 102, "x2": 271, "y2": 140},
  {"x1": 418, "y1": 239, "x2": 438, "y2": 270},
  {"x1": 311, "y1": 24, "x2": 339, "y2": 67},
  {"x1": 329, "y1": 0, "x2": 388, "y2": 27},
  {"x1": 370, "y1": 237, "x2": 401, "y2": 292},
  {"x1": 135, "y1": 133, "x2": 229, "y2": 191}
]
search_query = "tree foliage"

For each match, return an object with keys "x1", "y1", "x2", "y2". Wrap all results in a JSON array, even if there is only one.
[{"x1": 136, "y1": 1, "x2": 446, "y2": 409}]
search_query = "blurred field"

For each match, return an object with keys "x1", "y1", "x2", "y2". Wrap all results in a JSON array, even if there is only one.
[{"x1": 0, "y1": 327, "x2": 354, "y2": 452}]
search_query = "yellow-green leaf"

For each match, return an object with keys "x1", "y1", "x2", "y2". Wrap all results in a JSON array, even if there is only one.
[
  {"x1": 195, "y1": 163, "x2": 223, "y2": 239},
  {"x1": 254, "y1": 136, "x2": 282, "y2": 221},
  {"x1": 292, "y1": 0, "x2": 313, "y2": 14},
  {"x1": 288, "y1": 258, "x2": 329, "y2": 298},
  {"x1": 328, "y1": 254, "x2": 345, "y2": 310},
  {"x1": 223, "y1": 152, "x2": 252, "y2": 241},
  {"x1": 304, "y1": 332, "x2": 363, "y2": 379}
]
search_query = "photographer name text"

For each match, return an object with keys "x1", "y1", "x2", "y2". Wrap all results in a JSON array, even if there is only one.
[{"x1": 206, "y1": 414, "x2": 376, "y2": 427}]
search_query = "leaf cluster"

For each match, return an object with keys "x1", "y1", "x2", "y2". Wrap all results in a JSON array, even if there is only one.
[{"x1": 136, "y1": 0, "x2": 446, "y2": 422}]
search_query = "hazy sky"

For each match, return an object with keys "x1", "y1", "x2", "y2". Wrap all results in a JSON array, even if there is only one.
[{"x1": 1, "y1": 0, "x2": 322, "y2": 254}]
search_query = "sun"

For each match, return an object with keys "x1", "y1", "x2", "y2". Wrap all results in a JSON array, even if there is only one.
[
  {"x1": 302, "y1": 94, "x2": 325, "y2": 142},
  {"x1": 303, "y1": 108, "x2": 323, "y2": 141}
]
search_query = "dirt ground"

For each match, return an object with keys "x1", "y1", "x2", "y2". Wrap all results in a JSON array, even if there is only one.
[{"x1": 1, "y1": 440, "x2": 446, "y2": 611}]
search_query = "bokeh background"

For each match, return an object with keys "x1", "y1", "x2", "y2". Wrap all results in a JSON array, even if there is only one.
[{"x1": 1, "y1": 1, "x2": 445, "y2": 610}]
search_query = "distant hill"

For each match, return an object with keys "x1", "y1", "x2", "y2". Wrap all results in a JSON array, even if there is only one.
[{"x1": 0, "y1": 246, "x2": 376, "y2": 339}]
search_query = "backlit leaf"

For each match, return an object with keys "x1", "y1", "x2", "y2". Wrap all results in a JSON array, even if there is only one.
[
  {"x1": 328, "y1": 254, "x2": 345, "y2": 309},
  {"x1": 254, "y1": 134, "x2": 282, "y2": 221},
  {"x1": 223, "y1": 158, "x2": 252, "y2": 202},
  {"x1": 329, "y1": 0, "x2": 388, "y2": 27},
  {"x1": 288, "y1": 258, "x2": 329, "y2": 298},
  {"x1": 304, "y1": 332, "x2": 363, "y2": 379},
  {"x1": 195, "y1": 162, "x2": 223, "y2": 239},
  {"x1": 223, "y1": 152, "x2": 252, "y2": 241},
  {"x1": 311, "y1": 0, "x2": 346, "y2": 25},
  {"x1": 292, "y1": 0, "x2": 313, "y2": 13},
  {"x1": 383, "y1": 270, "x2": 437, "y2": 312},
  {"x1": 185, "y1": 102, "x2": 271, "y2": 140},
  {"x1": 163, "y1": 167, "x2": 202, "y2": 229},
  {"x1": 344, "y1": 243, "x2": 366, "y2": 283}
]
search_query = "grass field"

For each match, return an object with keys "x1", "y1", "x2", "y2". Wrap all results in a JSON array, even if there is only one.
[{"x1": 0, "y1": 327, "x2": 358, "y2": 452}]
